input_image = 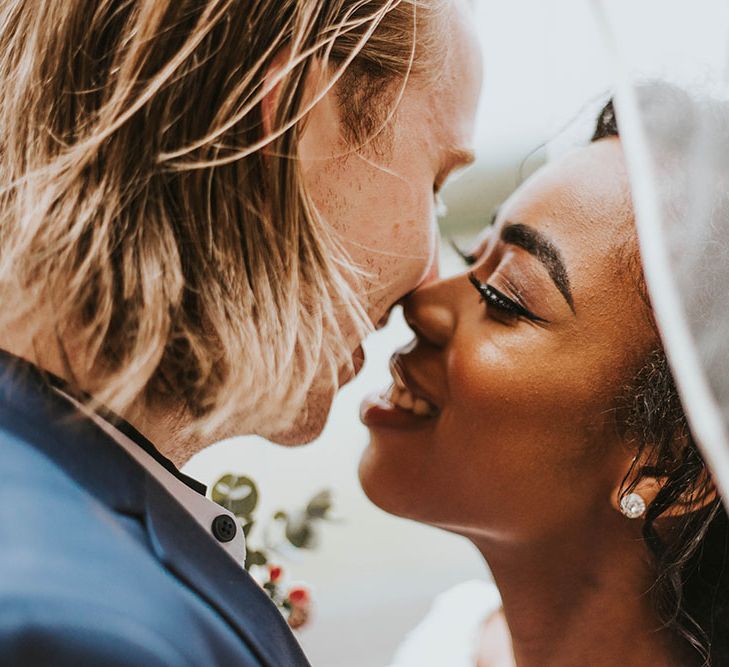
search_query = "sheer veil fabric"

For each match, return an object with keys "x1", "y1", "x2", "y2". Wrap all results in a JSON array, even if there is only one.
[{"x1": 589, "y1": 1, "x2": 729, "y2": 505}]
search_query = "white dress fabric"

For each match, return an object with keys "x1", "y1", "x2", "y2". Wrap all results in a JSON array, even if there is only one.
[
  {"x1": 389, "y1": 580, "x2": 501, "y2": 667},
  {"x1": 591, "y1": 1, "x2": 729, "y2": 505}
]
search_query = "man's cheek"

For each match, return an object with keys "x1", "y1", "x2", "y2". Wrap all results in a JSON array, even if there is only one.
[
  {"x1": 417, "y1": 222, "x2": 441, "y2": 287},
  {"x1": 419, "y1": 247, "x2": 440, "y2": 287}
]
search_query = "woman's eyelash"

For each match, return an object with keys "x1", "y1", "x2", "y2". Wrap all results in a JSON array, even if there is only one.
[
  {"x1": 449, "y1": 239, "x2": 477, "y2": 266},
  {"x1": 468, "y1": 273, "x2": 547, "y2": 324}
]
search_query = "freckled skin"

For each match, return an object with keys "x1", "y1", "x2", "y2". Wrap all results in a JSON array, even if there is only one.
[
  {"x1": 271, "y1": 0, "x2": 483, "y2": 444},
  {"x1": 361, "y1": 139, "x2": 687, "y2": 666}
]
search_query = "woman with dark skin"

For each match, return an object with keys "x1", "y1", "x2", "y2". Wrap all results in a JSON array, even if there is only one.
[{"x1": 360, "y1": 104, "x2": 729, "y2": 667}]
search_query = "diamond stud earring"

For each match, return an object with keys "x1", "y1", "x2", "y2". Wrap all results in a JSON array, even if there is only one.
[{"x1": 620, "y1": 492, "x2": 646, "y2": 519}]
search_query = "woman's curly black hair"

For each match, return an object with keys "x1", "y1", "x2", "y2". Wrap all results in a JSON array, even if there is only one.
[{"x1": 594, "y1": 100, "x2": 729, "y2": 666}]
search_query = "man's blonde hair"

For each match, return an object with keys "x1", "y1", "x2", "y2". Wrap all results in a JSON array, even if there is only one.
[{"x1": 0, "y1": 0, "x2": 440, "y2": 435}]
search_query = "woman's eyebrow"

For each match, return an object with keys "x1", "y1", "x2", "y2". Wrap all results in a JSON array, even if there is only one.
[{"x1": 501, "y1": 222, "x2": 575, "y2": 313}]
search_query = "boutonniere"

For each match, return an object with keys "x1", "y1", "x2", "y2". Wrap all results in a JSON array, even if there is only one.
[{"x1": 211, "y1": 474, "x2": 336, "y2": 629}]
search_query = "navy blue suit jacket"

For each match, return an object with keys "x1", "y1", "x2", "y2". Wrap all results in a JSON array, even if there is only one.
[{"x1": 0, "y1": 352, "x2": 311, "y2": 666}]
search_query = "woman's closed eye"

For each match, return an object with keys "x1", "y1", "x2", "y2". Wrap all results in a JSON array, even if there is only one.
[
  {"x1": 451, "y1": 238, "x2": 548, "y2": 324},
  {"x1": 468, "y1": 273, "x2": 548, "y2": 324}
]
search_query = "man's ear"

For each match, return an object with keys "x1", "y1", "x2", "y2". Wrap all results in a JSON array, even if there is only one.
[
  {"x1": 610, "y1": 451, "x2": 718, "y2": 519},
  {"x1": 261, "y1": 49, "x2": 291, "y2": 139},
  {"x1": 260, "y1": 49, "x2": 334, "y2": 158}
]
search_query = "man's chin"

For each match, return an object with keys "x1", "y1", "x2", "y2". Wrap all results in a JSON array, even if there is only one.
[
  {"x1": 264, "y1": 427, "x2": 320, "y2": 446},
  {"x1": 259, "y1": 411, "x2": 328, "y2": 446},
  {"x1": 257, "y1": 387, "x2": 334, "y2": 446}
]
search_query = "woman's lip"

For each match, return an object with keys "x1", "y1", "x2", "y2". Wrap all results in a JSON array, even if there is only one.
[
  {"x1": 389, "y1": 354, "x2": 441, "y2": 412},
  {"x1": 360, "y1": 391, "x2": 437, "y2": 430},
  {"x1": 359, "y1": 351, "x2": 442, "y2": 429}
]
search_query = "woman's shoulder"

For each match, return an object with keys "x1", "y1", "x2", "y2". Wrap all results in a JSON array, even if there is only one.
[{"x1": 389, "y1": 579, "x2": 501, "y2": 667}]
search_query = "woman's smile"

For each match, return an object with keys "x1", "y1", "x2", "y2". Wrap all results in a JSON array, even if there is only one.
[{"x1": 360, "y1": 347, "x2": 441, "y2": 430}]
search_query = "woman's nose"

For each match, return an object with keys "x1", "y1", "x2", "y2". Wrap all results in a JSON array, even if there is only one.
[{"x1": 401, "y1": 278, "x2": 457, "y2": 348}]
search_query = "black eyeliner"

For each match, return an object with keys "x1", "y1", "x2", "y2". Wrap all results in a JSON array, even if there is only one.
[{"x1": 468, "y1": 272, "x2": 548, "y2": 324}]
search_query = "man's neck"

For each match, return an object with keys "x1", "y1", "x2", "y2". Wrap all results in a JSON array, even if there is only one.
[
  {"x1": 0, "y1": 324, "x2": 198, "y2": 466},
  {"x1": 127, "y1": 403, "x2": 198, "y2": 467},
  {"x1": 471, "y1": 516, "x2": 693, "y2": 667}
]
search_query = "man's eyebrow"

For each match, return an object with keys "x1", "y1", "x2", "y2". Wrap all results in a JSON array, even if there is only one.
[{"x1": 500, "y1": 222, "x2": 575, "y2": 313}]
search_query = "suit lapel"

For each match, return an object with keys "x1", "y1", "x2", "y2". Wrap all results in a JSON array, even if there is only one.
[
  {"x1": 144, "y1": 478, "x2": 311, "y2": 667},
  {"x1": 0, "y1": 359, "x2": 146, "y2": 518},
  {"x1": 0, "y1": 351, "x2": 310, "y2": 667}
]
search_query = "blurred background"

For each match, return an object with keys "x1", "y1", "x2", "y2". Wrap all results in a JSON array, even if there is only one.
[{"x1": 184, "y1": 1, "x2": 729, "y2": 665}]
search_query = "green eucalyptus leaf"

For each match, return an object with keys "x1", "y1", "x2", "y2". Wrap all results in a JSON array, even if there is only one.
[
  {"x1": 211, "y1": 474, "x2": 259, "y2": 517},
  {"x1": 241, "y1": 520, "x2": 254, "y2": 537},
  {"x1": 211, "y1": 474, "x2": 236, "y2": 506},
  {"x1": 305, "y1": 490, "x2": 332, "y2": 519},
  {"x1": 285, "y1": 513, "x2": 317, "y2": 549},
  {"x1": 244, "y1": 549, "x2": 267, "y2": 570}
]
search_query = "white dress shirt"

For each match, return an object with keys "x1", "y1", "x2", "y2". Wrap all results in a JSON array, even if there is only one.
[{"x1": 52, "y1": 387, "x2": 247, "y2": 565}]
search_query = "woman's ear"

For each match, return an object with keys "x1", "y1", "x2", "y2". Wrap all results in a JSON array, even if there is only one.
[{"x1": 610, "y1": 452, "x2": 718, "y2": 519}]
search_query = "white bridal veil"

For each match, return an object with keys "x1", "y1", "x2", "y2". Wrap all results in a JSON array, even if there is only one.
[{"x1": 589, "y1": 0, "x2": 729, "y2": 503}]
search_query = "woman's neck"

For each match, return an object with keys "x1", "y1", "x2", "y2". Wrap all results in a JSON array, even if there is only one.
[{"x1": 470, "y1": 519, "x2": 690, "y2": 667}]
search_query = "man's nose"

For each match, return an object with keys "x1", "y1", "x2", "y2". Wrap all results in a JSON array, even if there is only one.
[
  {"x1": 419, "y1": 250, "x2": 440, "y2": 286},
  {"x1": 401, "y1": 281, "x2": 457, "y2": 349},
  {"x1": 415, "y1": 224, "x2": 442, "y2": 289}
]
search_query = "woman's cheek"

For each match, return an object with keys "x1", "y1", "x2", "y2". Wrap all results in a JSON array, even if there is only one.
[{"x1": 448, "y1": 336, "x2": 511, "y2": 405}]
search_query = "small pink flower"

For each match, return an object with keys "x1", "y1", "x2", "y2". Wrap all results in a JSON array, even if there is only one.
[{"x1": 287, "y1": 586, "x2": 311, "y2": 608}]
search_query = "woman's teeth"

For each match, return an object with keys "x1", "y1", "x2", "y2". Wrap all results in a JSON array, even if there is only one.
[{"x1": 386, "y1": 384, "x2": 438, "y2": 417}]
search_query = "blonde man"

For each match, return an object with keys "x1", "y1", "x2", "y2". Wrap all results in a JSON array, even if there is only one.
[{"x1": 0, "y1": 0, "x2": 480, "y2": 665}]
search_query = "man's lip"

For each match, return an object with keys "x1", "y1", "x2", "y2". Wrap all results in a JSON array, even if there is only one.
[
  {"x1": 353, "y1": 345, "x2": 365, "y2": 373},
  {"x1": 389, "y1": 353, "x2": 441, "y2": 412},
  {"x1": 376, "y1": 310, "x2": 392, "y2": 330},
  {"x1": 338, "y1": 345, "x2": 366, "y2": 387}
]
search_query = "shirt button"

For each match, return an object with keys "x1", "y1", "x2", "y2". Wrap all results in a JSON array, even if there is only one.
[{"x1": 211, "y1": 514, "x2": 237, "y2": 543}]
